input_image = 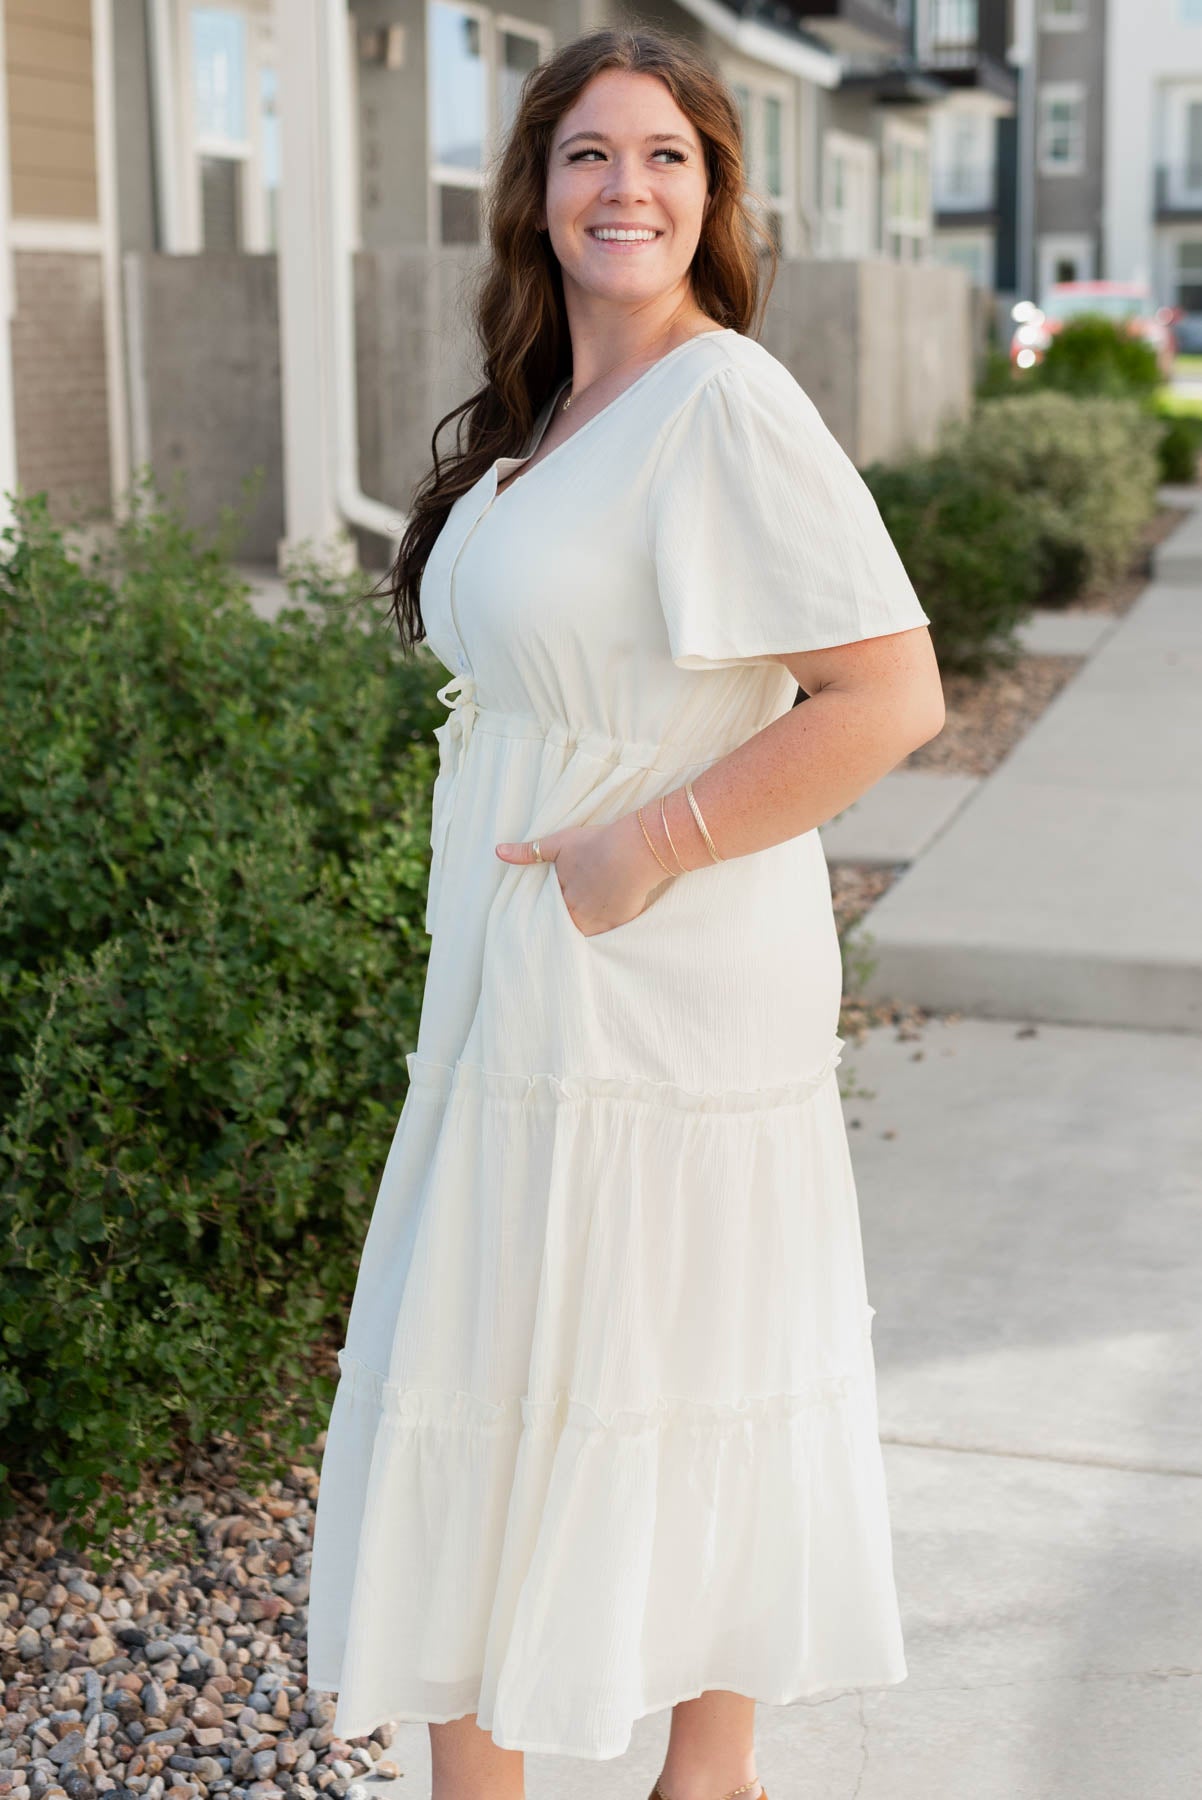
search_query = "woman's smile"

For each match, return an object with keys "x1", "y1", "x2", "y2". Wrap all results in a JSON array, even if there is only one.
[{"x1": 585, "y1": 225, "x2": 665, "y2": 252}]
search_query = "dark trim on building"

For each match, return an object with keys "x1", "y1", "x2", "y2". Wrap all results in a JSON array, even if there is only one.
[
  {"x1": 783, "y1": 0, "x2": 908, "y2": 57},
  {"x1": 935, "y1": 207, "x2": 999, "y2": 231},
  {"x1": 839, "y1": 64, "x2": 949, "y2": 104}
]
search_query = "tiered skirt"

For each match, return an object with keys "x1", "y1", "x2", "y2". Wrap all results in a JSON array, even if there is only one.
[{"x1": 305, "y1": 1042, "x2": 907, "y2": 1759}]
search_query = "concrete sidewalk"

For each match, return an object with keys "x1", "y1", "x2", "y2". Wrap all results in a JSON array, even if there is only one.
[{"x1": 848, "y1": 570, "x2": 1202, "y2": 1033}]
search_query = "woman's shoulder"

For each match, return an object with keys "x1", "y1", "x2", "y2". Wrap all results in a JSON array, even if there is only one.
[{"x1": 652, "y1": 330, "x2": 832, "y2": 470}]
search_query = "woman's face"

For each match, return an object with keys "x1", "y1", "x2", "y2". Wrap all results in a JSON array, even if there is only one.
[{"x1": 540, "y1": 69, "x2": 710, "y2": 316}]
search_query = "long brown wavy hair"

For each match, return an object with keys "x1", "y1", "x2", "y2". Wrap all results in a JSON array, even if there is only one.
[{"x1": 378, "y1": 23, "x2": 778, "y2": 652}]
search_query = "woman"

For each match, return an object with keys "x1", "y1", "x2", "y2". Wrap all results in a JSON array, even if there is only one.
[{"x1": 307, "y1": 24, "x2": 944, "y2": 1800}]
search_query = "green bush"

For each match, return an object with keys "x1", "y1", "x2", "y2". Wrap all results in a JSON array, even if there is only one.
[
  {"x1": 944, "y1": 392, "x2": 1161, "y2": 602},
  {"x1": 863, "y1": 454, "x2": 1043, "y2": 674},
  {"x1": 1029, "y1": 314, "x2": 1162, "y2": 399},
  {"x1": 0, "y1": 482, "x2": 443, "y2": 1553},
  {"x1": 1156, "y1": 410, "x2": 1202, "y2": 483},
  {"x1": 975, "y1": 343, "x2": 1021, "y2": 400}
]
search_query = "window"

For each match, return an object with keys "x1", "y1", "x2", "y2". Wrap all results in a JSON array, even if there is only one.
[
  {"x1": 932, "y1": 108, "x2": 993, "y2": 211},
  {"x1": 1037, "y1": 233, "x2": 1094, "y2": 300},
  {"x1": 180, "y1": 3, "x2": 277, "y2": 252},
  {"x1": 430, "y1": 3, "x2": 486, "y2": 176},
  {"x1": 933, "y1": 233, "x2": 992, "y2": 288},
  {"x1": 730, "y1": 73, "x2": 792, "y2": 253},
  {"x1": 428, "y1": 1, "x2": 550, "y2": 245},
  {"x1": 883, "y1": 124, "x2": 930, "y2": 262},
  {"x1": 1038, "y1": 83, "x2": 1085, "y2": 175},
  {"x1": 1187, "y1": 101, "x2": 1202, "y2": 189},
  {"x1": 1184, "y1": 0, "x2": 1202, "y2": 22},
  {"x1": 1042, "y1": 0, "x2": 1085, "y2": 26},
  {"x1": 927, "y1": 0, "x2": 979, "y2": 53},
  {"x1": 1163, "y1": 85, "x2": 1202, "y2": 205},
  {"x1": 823, "y1": 131, "x2": 876, "y2": 257},
  {"x1": 1176, "y1": 240, "x2": 1202, "y2": 310}
]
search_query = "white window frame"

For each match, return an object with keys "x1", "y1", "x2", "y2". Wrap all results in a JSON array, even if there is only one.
[
  {"x1": 932, "y1": 229, "x2": 994, "y2": 290},
  {"x1": 821, "y1": 129, "x2": 878, "y2": 258},
  {"x1": 922, "y1": 0, "x2": 981, "y2": 57},
  {"x1": 426, "y1": 0, "x2": 552, "y2": 245},
  {"x1": 931, "y1": 106, "x2": 994, "y2": 212},
  {"x1": 728, "y1": 70, "x2": 795, "y2": 254},
  {"x1": 1037, "y1": 231, "x2": 1094, "y2": 301},
  {"x1": 882, "y1": 118, "x2": 931, "y2": 263},
  {"x1": 1038, "y1": 82, "x2": 1085, "y2": 176},
  {"x1": 1164, "y1": 82, "x2": 1202, "y2": 204},
  {"x1": 171, "y1": 0, "x2": 277, "y2": 253},
  {"x1": 1041, "y1": 0, "x2": 1086, "y2": 30}
]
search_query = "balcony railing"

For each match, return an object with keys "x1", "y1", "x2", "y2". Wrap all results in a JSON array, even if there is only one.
[
  {"x1": 786, "y1": 0, "x2": 910, "y2": 56},
  {"x1": 925, "y1": 0, "x2": 979, "y2": 61}
]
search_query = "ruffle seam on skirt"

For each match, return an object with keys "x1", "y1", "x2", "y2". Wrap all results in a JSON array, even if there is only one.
[
  {"x1": 332, "y1": 1346, "x2": 875, "y2": 1434},
  {"x1": 403, "y1": 1035, "x2": 845, "y2": 1115}
]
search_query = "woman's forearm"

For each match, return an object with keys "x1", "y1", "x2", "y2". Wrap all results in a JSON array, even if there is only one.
[{"x1": 623, "y1": 683, "x2": 943, "y2": 879}]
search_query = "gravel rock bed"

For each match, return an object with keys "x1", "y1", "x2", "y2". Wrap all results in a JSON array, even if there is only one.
[{"x1": 0, "y1": 1432, "x2": 401, "y2": 1800}]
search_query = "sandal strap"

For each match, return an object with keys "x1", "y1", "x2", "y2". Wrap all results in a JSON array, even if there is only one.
[{"x1": 652, "y1": 1782, "x2": 764, "y2": 1800}]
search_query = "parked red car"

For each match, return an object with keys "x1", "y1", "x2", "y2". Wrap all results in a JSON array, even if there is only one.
[{"x1": 1010, "y1": 281, "x2": 1177, "y2": 376}]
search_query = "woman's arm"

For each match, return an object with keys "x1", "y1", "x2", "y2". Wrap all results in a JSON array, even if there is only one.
[
  {"x1": 637, "y1": 622, "x2": 944, "y2": 874},
  {"x1": 496, "y1": 623, "x2": 944, "y2": 933}
]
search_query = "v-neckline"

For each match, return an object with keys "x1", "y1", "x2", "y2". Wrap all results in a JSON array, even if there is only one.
[{"x1": 489, "y1": 327, "x2": 735, "y2": 507}]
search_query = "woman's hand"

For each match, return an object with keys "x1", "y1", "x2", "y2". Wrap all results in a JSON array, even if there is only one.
[{"x1": 495, "y1": 811, "x2": 673, "y2": 937}]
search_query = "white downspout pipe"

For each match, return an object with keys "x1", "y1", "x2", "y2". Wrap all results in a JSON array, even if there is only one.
[
  {"x1": 324, "y1": 0, "x2": 403, "y2": 547},
  {"x1": 92, "y1": 0, "x2": 132, "y2": 516},
  {"x1": 275, "y1": 0, "x2": 403, "y2": 576}
]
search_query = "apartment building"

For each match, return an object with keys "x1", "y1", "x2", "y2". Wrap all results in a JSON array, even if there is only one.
[
  {"x1": 919, "y1": 0, "x2": 1019, "y2": 291},
  {"x1": 1026, "y1": 0, "x2": 1105, "y2": 299},
  {"x1": 2, "y1": 0, "x2": 982, "y2": 556},
  {"x1": 1107, "y1": 0, "x2": 1202, "y2": 317},
  {"x1": 0, "y1": 0, "x2": 125, "y2": 531}
]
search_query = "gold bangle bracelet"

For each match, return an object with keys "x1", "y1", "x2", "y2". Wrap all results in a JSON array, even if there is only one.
[
  {"x1": 637, "y1": 806, "x2": 677, "y2": 879},
  {"x1": 685, "y1": 780, "x2": 723, "y2": 863},
  {"x1": 660, "y1": 793, "x2": 688, "y2": 875}
]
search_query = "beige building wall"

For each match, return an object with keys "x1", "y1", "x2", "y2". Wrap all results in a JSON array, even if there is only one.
[
  {"x1": 5, "y1": 0, "x2": 113, "y2": 523},
  {"x1": 7, "y1": 0, "x2": 98, "y2": 218}
]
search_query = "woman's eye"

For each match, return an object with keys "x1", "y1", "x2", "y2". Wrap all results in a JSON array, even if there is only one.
[{"x1": 567, "y1": 148, "x2": 686, "y2": 164}]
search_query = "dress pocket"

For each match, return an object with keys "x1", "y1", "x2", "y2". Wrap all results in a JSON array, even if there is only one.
[{"x1": 545, "y1": 859, "x2": 674, "y2": 943}]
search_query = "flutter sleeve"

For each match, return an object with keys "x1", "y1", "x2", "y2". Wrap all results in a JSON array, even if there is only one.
[{"x1": 646, "y1": 357, "x2": 932, "y2": 671}]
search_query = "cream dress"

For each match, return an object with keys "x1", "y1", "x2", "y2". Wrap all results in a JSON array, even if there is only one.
[{"x1": 306, "y1": 327, "x2": 931, "y2": 1759}]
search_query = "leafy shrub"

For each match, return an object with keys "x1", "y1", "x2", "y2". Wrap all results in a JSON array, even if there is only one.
[
  {"x1": 975, "y1": 344, "x2": 1021, "y2": 400},
  {"x1": 863, "y1": 455, "x2": 1043, "y2": 674},
  {"x1": 944, "y1": 392, "x2": 1161, "y2": 602},
  {"x1": 1156, "y1": 410, "x2": 1202, "y2": 483},
  {"x1": 0, "y1": 482, "x2": 443, "y2": 1552},
  {"x1": 1029, "y1": 314, "x2": 1162, "y2": 400}
]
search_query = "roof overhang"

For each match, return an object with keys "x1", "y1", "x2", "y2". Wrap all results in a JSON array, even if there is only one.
[
  {"x1": 670, "y1": 0, "x2": 843, "y2": 89},
  {"x1": 839, "y1": 65, "x2": 949, "y2": 105}
]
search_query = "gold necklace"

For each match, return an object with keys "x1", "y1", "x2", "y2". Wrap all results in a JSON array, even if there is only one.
[{"x1": 560, "y1": 340, "x2": 670, "y2": 413}]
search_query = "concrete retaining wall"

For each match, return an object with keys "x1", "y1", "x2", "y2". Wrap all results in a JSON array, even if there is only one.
[{"x1": 126, "y1": 248, "x2": 974, "y2": 559}]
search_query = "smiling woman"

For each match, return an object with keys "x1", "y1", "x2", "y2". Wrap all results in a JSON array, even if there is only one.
[{"x1": 305, "y1": 24, "x2": 941, "y2": 1800}]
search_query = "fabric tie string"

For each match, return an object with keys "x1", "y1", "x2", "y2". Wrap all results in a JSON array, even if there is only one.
[{"x1": 426, "y1": 671, "x2": 479, "y2": 932}]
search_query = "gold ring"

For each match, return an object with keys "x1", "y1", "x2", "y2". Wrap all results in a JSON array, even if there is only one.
[{"x1": 531, "y1": 840, "x2": 542, "y2": 862}]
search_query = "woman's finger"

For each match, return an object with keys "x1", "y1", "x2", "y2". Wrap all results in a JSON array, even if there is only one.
[{"x1": 494, "y1": 836, "x2": 557, "y2": 863}]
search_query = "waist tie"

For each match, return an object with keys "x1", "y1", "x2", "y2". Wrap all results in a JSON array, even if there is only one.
[
  {"x1": 426, "y1": 671, "x2": 479, "y2": 932},
  {"x1": 423, "y1": 675, "x2": 762, "y2": 933}
]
